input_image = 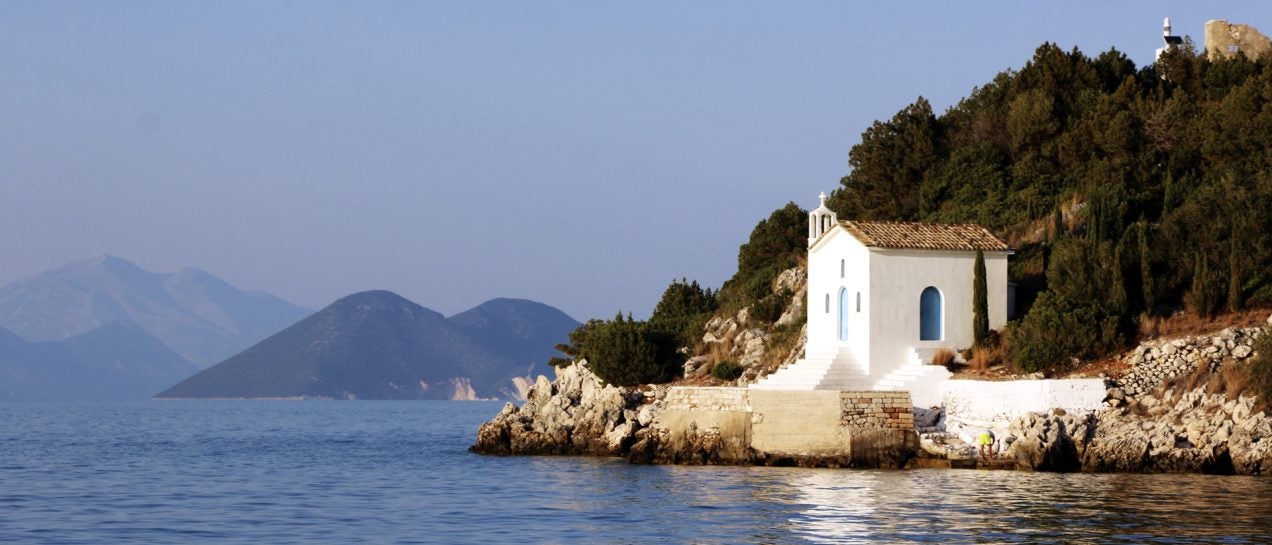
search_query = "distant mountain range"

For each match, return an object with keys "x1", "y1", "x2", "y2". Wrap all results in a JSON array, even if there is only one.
[
  {"x1": 158, "y1": 291, "x2": 580, "y2": 401},
  {"x1": 0, "y1": 255, "x2": 311, "y2": 368},
  {"x1": 0, "y1": 321, "x2": 198, "y2": 401},
  {"x1": 0, "y1": 256, "x2": 579, "y2": 401}
]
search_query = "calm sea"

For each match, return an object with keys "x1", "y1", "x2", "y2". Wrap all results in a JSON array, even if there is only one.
[{"x1": 2, "y1": 400, "x2": 1270, "y2": 544}]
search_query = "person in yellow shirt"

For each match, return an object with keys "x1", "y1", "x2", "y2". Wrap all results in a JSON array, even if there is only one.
[{"x1": 978, "y1": 430, "x2": 995, "y2": 460}]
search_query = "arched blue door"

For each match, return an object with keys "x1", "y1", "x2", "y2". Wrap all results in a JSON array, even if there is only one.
[
  {"x1": 919, "y1": 287, "x2": 942, "y2": 340},
  {"x1": 838, "y1": 288, "x2": 849, "y2": 341}
]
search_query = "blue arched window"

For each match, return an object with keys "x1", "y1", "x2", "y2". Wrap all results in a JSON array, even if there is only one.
[
  {"x1": 838, "y1": 288, "x2": 849, "y2": 341},
  {"x1": 919, "y1": 287, "x2": 942, "y2": 341}
]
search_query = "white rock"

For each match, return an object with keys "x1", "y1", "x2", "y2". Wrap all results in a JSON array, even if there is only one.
[{"x1": 638, "y1": 405, "x2": 656, "y2": 427}]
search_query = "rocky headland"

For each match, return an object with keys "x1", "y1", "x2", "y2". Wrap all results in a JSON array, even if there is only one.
[{"x1": 473, "y1": 320, "x2": 1272, "y2": 475}]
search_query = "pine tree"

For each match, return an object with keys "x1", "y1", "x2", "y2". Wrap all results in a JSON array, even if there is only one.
[{"x1": 972, "y1": 249, "x2": 989, "y2": 347}]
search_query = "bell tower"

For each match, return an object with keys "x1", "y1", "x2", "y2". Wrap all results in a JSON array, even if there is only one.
[{"x1": 808, "y1": 192, "x2": 837, "y2": 247}]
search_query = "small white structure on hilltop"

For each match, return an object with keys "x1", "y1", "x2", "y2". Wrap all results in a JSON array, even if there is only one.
[
  {"x1": 1156, "y1": 16, "x2": 1184, "y2": 61},
  {"x1": 751, "y1": 193, "x2": 1013, "y2": 407}
]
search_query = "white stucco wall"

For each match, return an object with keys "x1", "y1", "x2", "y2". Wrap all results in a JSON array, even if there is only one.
[
  {"x1": 806, "y1": 229, "x2": 871, "y2": 361},
  {"x1": 866, "y1": 249, "x2": 1009, "y2": 377},
  {"x1": 940, "y1": 379, "x2": 1108, "y2": 429}
]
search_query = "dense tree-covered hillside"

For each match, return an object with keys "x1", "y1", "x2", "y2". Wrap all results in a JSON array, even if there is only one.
[
  {"x1": 826, "y1": 42, "x2": 1272, "y2": 370},
  {"x1": 832, "y1": 42, "x2": 1272, "y2": 303},
  {"x1": 563, "y1": 42, "x2": 1272, "y2": 380}
]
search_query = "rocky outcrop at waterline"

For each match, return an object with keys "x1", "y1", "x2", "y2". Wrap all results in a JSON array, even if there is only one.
[
  {"x1": 471, "y1": 361, "x2": 666, "y2": 457},
  {"x1": 1000, "y1": 386, "x2": 1272, "y2": 475}
]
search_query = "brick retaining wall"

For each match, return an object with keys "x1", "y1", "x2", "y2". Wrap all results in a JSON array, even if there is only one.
[{"x1": 839, "y1": 391, "x2": 914, "y2": 430}]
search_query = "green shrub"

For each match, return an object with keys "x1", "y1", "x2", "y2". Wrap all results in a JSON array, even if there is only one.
[
  {"x1": 547, "y1": 319, "x2": 602, "y2": 368},
  {"x1": 1007, "y1": 291, "x2": 1120, "y2": 373},
  {"x1": 569, "y1": 314, "x2": 683, "y2": 387},
  {"x1": 1006, "y1": 237, "x2": 1128, "y2": 373},
  {"x1": 750, "y1": 288, "x2": 792, "y2": 325},
  {"x1": 649, "y1": 278, "x2": 718, "y2": 350},
  {"x1": 740, "y1": 263, "x2": 783, "y2": 303},
  {"x1": 1248, "y1": 330, "x2": 1272, "y2": 410},
  {"x1": 710, "y1": 361, "x2": 743, "y2": 381}
]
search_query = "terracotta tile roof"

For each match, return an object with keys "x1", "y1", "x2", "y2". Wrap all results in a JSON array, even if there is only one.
[{"x1": 840, "y1": 221, "x2": 1011, "y2": 252}]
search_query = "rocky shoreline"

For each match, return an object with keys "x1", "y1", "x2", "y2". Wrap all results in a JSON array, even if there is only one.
[
  {"x1": 472, "y1": 327, "x2": 1272, "y2": 475},
  {"x1": 470, "y1": 361, "x2": 917, "y2": 468}
]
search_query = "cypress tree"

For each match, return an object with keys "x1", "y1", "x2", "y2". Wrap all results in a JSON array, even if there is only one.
[
  {"x1": 1188, "y1": 254, "x2": 1212, "y2": 317},
  {"x1": 1138, "y1": 221, "x2": 1155, "y2": 314},
  {"x1": 973, "y1": 249, "x2": 989, "y2": 347},
  {"x1": 1228, "y1": 233, "x2": 1242, "y2": 312},
  {"x1": 1110, "y1": 241, "x2": 1127, "y2": 317}
]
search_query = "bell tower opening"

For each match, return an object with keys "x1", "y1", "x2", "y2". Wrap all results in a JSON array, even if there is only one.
[{"x1": 807, "y1": 192, "x2": 837, "y2": 247}]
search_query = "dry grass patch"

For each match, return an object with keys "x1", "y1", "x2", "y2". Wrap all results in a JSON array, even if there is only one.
[
  {"x1": 930, "y1": 348, "x2": 956, "y2": 367},
  {"x1": 1207, "y1": 361, "x2": 1251, "y2": 398},
  {"x1": 968, "y1": 344, "x2": 1006, "y2": 371},
  {"x1": 1138, "y1": 308, "x2": 1270, "y2": 341}
]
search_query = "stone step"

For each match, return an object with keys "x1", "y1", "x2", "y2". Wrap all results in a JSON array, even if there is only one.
[{"x1": 751, "y1": 352, "x2": 870, "y2": 390}]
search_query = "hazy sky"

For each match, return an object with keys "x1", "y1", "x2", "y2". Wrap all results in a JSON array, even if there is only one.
[{"x1": 2, "y1": 2, "x2": 1265, "y2": 321}]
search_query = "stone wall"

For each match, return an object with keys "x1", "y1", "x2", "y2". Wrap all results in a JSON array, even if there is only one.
[
  {"x1": 748, "y1": 389, "x2": 848, "y2": 456},
  {"x1": 651, "y1": 387, "x2": 916, "y2": 466},
  {"x1": 662, "y1": 387, "x2": 750, "y2": 412},
  {"x1": 840, "y1": 391, "x2": 914, "y2": 430},
  {"x1": 1119, "y1": 327, "x2": 1262, "y2": 397}
]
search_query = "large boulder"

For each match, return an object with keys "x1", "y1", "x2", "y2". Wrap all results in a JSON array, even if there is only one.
[
  {"x1": 1005, "y1": 411, "x2": 1087, "y2": 471},
  {"x1": 471, "y1": 360, "x2": 663, "y2": 456},
  {"x1": 473, "y1": 359, "x2": 661, "y2": 458}
]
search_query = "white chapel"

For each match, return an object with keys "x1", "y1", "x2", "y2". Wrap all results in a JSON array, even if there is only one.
[{"x1": 751, "y1": 193, "x2": 1013, "y2": 406}]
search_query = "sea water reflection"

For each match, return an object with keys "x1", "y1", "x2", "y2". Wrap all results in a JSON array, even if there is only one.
[
  {"x1": 771, "y1": 469, "x2": 1272, "y2": 544},
  {"x1": 5, "y1": 401, "x2": 1272, "y2": 544},
  {"x1": 511, "y1": 458, "x2": 1272, "y2": 544}
]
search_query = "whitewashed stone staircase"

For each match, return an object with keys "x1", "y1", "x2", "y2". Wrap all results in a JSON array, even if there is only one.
[
  {"x1": 749, "y1": 347, "x2": 871, "y2": 390},
  {"x1": 752, "y1": 346, "x2": 952, "y2": 407},
  {"x1": 870, "y1": 347, "x2": 953, "y2": 407}
]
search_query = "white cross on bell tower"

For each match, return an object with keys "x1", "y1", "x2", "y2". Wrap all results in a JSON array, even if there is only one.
[{"x1": 808, "y1": 192, "x2": 837, "y2": 247}]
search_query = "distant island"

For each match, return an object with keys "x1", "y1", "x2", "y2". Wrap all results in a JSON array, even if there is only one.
[
  {"x1": 0, "y1": 256, "x2": 579, "y2": 402},
  {"x1": 157, "y1": 291, "x2": 578, "y2": 401}
]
